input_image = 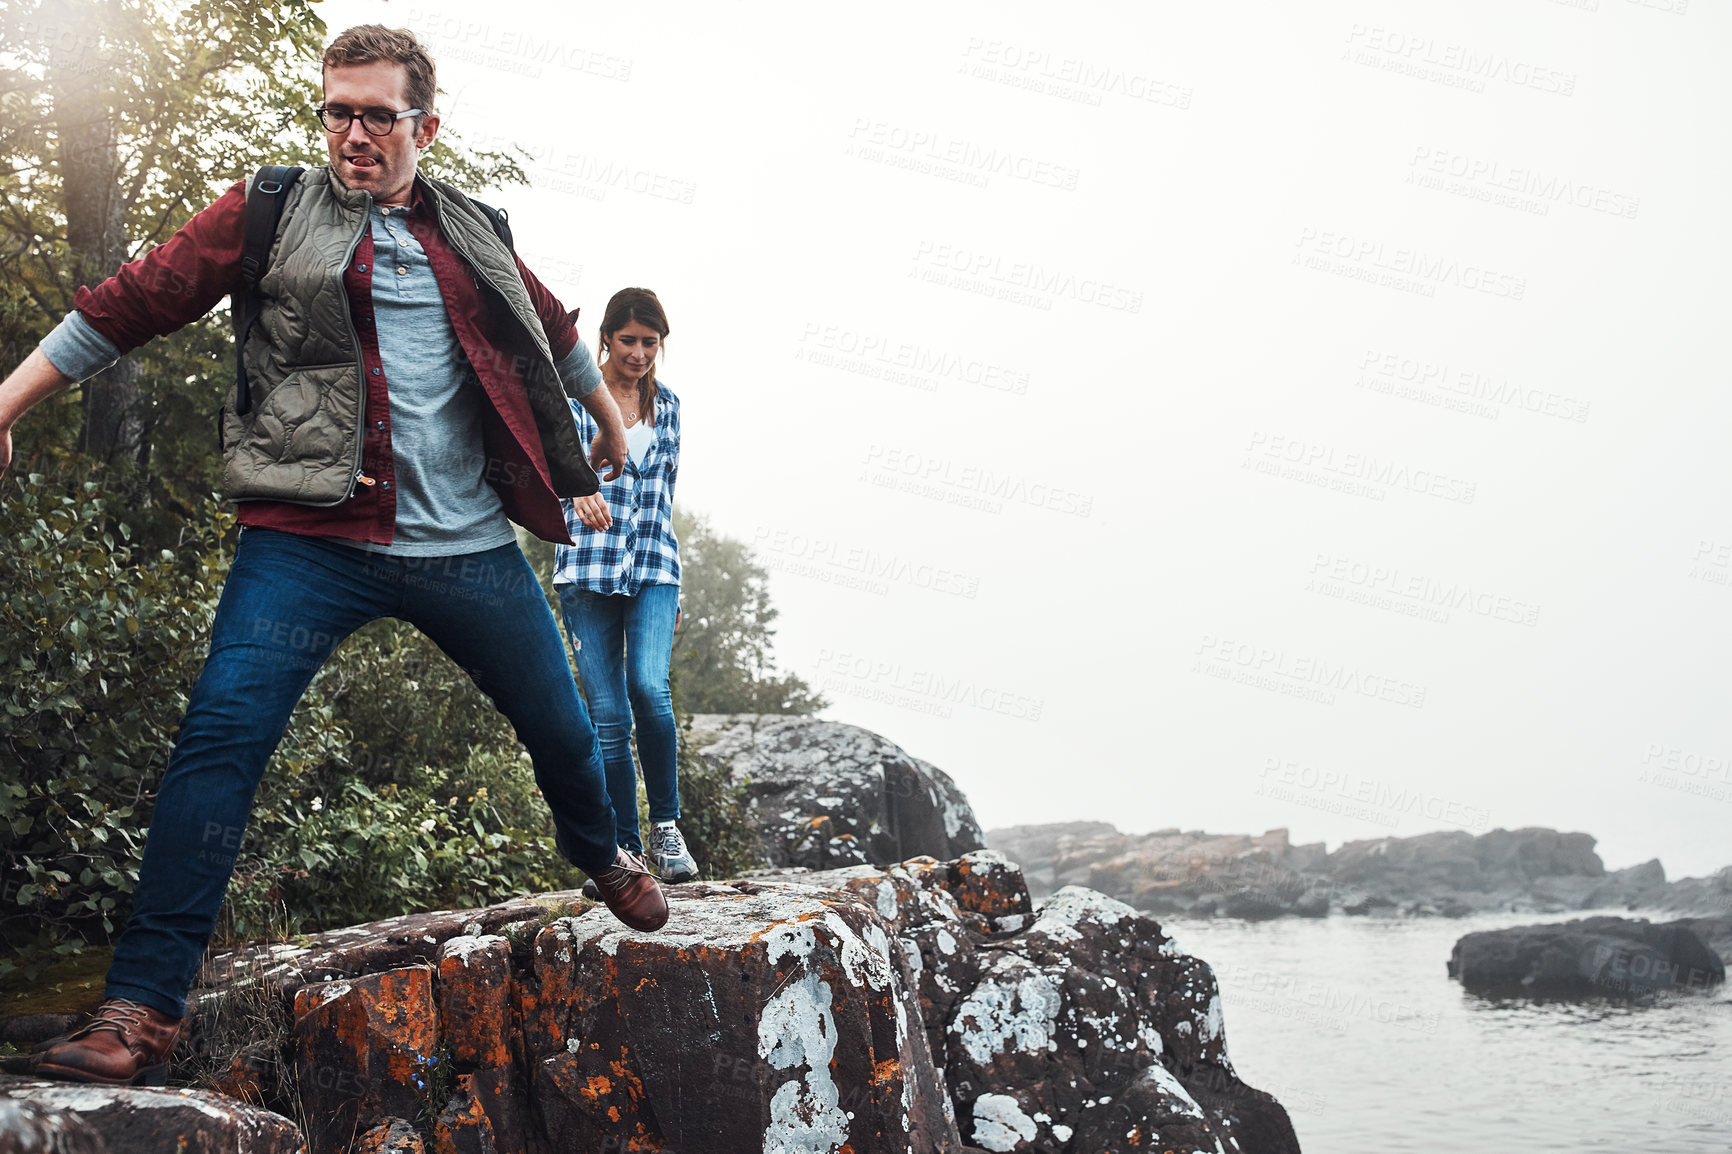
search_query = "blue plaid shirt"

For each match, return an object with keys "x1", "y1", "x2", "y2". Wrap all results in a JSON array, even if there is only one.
[{"x1": 552, "y1": 382, "x2": 681, "y2": 597}]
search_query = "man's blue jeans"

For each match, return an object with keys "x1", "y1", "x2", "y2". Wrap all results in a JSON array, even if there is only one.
[
  {"x1": 556, "y1": 584, "x2": 680, "y2": 855},
  {"x1": 104, "y1": 527, "x2": 619, "y2": 1018}
]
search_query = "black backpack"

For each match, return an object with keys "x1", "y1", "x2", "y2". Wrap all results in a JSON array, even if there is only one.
[{"x1": 231, "y1": 165, "x2": 516, "y2": 415}]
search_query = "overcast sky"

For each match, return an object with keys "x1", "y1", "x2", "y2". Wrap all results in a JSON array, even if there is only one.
[{"x1": 319, "y1": 0, "x2": 1730, "y2": 877}]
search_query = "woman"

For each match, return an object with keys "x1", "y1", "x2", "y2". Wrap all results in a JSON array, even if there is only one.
[{"x1": 554, "y1": 288, "x2": 696, "y2": 883}]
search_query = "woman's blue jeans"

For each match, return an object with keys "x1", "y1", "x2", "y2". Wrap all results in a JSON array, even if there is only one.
[
  {"x1": 556, "y1": 584, "x2": 680, "y2": 855},
  {"x1": 104, "y1": 527, "x2": 619, "y2": 1018}
]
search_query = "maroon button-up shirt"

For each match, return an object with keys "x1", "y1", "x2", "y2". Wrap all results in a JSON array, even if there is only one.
[{"x1": 70, "y1": 173, "x2": 586, "y2": 546}]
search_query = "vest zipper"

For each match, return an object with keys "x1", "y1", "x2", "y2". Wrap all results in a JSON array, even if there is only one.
[{"x1": 337, "y1": 191, "x2": 374, "y2": 503}]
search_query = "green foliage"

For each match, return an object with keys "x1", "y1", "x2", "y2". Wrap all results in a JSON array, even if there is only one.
[
  {"x1": 0, "y1": 467, "x2": 229, "y2": 979},
  {"x1": 671, "y1": 507, "x2": 826, "y2": 716}
]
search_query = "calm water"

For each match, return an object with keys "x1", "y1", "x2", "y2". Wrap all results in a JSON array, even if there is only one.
[{"x1": 1161, "y1": 910, "x2": 1731, "y2": 1153}]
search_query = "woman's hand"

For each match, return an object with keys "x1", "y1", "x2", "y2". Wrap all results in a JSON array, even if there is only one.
[{"x1": 573, "y1": 492, "x2": 612, "y2": 532}]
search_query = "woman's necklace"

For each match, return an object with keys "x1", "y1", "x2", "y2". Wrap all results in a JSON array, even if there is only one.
[{"x1": 609, "y1": 382, "x2": 639, "y2": 425}]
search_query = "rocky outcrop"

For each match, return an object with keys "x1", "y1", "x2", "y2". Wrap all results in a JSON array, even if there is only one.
[
  {"x1": 731, "y1": 851, "x2": 1297, "y2": 1153},
  {"x1": 980, "y1": 823, "x2": 1118, "y2": 898},
  {"x1": 0, "y1": 1077, "x2": 302, "y2": 1153},
  {"x1": 17, "y1": 849, "x2": 1290, "y2": 1154},
  {"x1": 691, "y1": 714, "x2": 986, "y2": 869},
  {"x1": 991, "y1": 821, "x2": 1732, "y2": 919},
  {"x1": 1447, "y1": 917, "x2": 1726, "y2": 998}
]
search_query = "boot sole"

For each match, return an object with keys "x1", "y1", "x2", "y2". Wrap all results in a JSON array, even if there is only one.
[{"x1": 34, "y1": 1060, "x2": 170, "y2": 1087}]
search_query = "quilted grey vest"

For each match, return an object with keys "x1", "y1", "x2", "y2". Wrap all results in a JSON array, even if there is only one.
[{"x1": 221, "y1": 166, "x2": 594, "y2": 505}]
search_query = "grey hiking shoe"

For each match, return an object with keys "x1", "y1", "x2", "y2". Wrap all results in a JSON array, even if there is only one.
[{"x1": 651, "y1": 822, "x2": 699, "y2": 883}]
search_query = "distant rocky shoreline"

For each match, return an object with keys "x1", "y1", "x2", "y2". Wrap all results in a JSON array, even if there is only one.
[{"x1": 987, "y1": 821, "x2": 1732, "y2": 922}]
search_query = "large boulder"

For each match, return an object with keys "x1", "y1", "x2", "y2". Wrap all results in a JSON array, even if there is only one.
[
  {"x1": 0, "y1": 1077, "x2": 302, "y2": 1153},
  {"x1": 690, "y1": 714, "x2": 986, "y2": 869},
  {"x1": 755, "y1": 851, "x2": 1299, "y2": 1154},
  {"x1": 1448, "y1": 916, "x2": 1726, "y2": 998},
  {"x1": 1669, "y1": 916, "x2": 1732, "y2": 965}
]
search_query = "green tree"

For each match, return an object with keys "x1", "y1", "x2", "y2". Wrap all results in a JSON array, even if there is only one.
[
  {"x1": 0, "y1": 0, "x2": 526, "y2": 512},
  {"x1": 670, "y1": 508, "x2": 825, "y2": 715}
]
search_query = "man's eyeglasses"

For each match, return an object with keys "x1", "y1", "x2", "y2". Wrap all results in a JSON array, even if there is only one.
[{"x1": 314, "y1": 105, "x2": 425, "y2": 136}]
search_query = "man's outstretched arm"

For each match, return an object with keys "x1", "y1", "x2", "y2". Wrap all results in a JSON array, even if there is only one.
[
  {"x1": 0, "y1": 349, "x2": 74, "y2": 475},
  {"x1": 0, "y1": 180, "x2": 247, "y2": 478}
]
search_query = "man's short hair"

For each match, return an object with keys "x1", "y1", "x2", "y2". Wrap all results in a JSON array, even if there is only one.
[{"x1": 322, "y1": 25, "x2": 436, "y2": 115}]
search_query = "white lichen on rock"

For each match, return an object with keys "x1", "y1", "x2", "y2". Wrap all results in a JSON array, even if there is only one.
[
  {"x1": 758, "y1": 969, "x2": 849, "y2": 1154},
  {"x1": 1028, "y1": 886, "x2": 1137, "y2": 945},
  {"x1": 951, "y1": 960, "x2": 1062, "y2": 1066},
  {"x1": 971, "y1": 1093, "x2": 1038, "y2": 1152}
]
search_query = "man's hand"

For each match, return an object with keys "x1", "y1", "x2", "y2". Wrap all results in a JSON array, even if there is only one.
[
  {"x1": 572, "y1": 492, "x2": 612, "y2": 532},
  {"x1": 575, "y1": 381, "x2": 629, "y2": 483},
  {"x1": 589, "y1": 428, "x2": 628, "y2": 483},
  {"x1": 0, "y1": 349, "x2": 76, "y2": 480}
]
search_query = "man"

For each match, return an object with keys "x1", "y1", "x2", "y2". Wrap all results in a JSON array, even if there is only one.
[{"x1": 0, "y1": 25, "x2": 668, "y2": 1087}]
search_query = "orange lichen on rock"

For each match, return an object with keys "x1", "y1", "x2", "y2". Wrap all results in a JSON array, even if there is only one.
[
  {"x1": 431, "y1": 1077, "x2": 495, "y2": 1154},
  {"x1": 946, "y1": 850, "x2": 1034, "y2": 917},
  {"x1": 437, "y1": 935, "x2": 511, "y2": 1070},
  {"x1": 293, "y1": 966, "x2": 437, "y2": 1154}
]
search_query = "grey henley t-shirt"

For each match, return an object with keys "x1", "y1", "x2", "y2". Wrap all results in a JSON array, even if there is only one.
[{"x1": 41, "y1": 200, "x2": 602, "y2": 558}]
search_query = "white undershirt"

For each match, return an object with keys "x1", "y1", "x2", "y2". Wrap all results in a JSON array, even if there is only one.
[{"x1": 625, "y1": 418, "x2": 656, "y2": 465}]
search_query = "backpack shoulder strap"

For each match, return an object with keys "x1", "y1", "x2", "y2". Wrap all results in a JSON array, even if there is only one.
[
  {"x1": 467, "y1": 197, "x2": 515, "y2": 254},
  {"x1": 233, "y1": 164, "x2": 304, "y2": 416}
]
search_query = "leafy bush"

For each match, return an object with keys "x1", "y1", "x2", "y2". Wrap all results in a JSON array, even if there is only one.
[{"x1": 0, "y1": 470, "x2": 228, "y2": 979}]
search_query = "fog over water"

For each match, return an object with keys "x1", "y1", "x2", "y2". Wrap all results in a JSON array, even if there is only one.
[{"x1": 318, "y1": 0, "x2": 1732, "y2": 877}]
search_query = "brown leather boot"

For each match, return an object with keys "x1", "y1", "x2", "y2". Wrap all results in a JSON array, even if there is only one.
[
  {"x1": 589, "y1": 848, "x2": 669, "y2": 931},
  {"x1": 33, "y1": 997, "x2": 181, "y2": 1086}
]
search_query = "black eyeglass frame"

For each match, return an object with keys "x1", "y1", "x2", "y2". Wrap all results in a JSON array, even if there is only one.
[{"x1": 313, "y1": 105, "x2": 427, "y2": 136}]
